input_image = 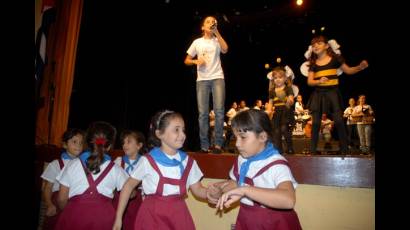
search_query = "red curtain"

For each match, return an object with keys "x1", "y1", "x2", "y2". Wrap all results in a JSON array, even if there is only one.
[{"x1": 35, "y1": 0, "x2": 84, "y2": 147}]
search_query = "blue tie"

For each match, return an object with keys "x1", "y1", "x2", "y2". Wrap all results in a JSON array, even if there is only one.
[
  {"x1": 123, "y1": 155, "x2": 141, "y2": 174},
  {"x1": 61, "y1": 152, "x2": 74, "y2": 160},
  {"x1": 238, "y1": 142, "x2": 279, "y2": 186},
  {"x1": 150, "y1": 147, "x2": 187, "y2": 176}
]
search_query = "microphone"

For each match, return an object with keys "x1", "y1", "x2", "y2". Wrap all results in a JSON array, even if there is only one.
[{"x1": 211, "y1": 20, "x2": 218, "y2": 30}]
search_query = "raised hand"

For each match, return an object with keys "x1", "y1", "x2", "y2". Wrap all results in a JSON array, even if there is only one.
[{"x1": 359, "y1": 60, "x2": 369, "y2": 70}]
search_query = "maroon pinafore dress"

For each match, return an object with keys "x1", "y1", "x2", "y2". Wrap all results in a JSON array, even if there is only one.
[
  {"x1": 112, "y1": 159, "x2": 143, "y2": 230},
  {"x1": 133, "y1": 154, "x2": 195, "y2": 230},
  {"x1": 42, "y1": 158, "x2": 64, "y2": 230},
  {"x1": 55, "y1": 161, "x2": 116, "y2": 230},
  {"x1": 233, "y1": 159, "x2": 302, "y2": 230}
]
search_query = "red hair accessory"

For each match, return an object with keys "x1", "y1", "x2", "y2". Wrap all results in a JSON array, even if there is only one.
[{"x1": 95, "y1": 137, "x2": 107, "y2": 145}]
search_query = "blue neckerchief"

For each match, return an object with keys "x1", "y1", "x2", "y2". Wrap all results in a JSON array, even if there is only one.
[
  {"x1": 238, "y1": 142, "x2": 279, "y2": 186},
  {"x1": 79, "y1": 151, "x2": 111, "y2": 165},
  {"x1": 61, "y1": 151, "x2": 75, "y2": 160},
  {"x1": 123, "y1": 154, "x2": 141, "y2": 174},
  {"x1": 150, "y1": 147, "x2": 187, "y2": 176}
]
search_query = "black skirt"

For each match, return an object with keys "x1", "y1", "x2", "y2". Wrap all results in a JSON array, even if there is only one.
[
  {"x1": 307, "y1": 86, "x2": 344, "y2": 115},
  {"x1": 272, "y1": 106, "x2": 294, "y2": 128}
]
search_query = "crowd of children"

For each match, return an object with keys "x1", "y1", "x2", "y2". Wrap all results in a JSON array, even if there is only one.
[
  {"x1": 38, "y1": 15, "x2": 372, "y2": 229},
  {"x1": 40, "y1": 108, "x2": 305, "y2": 230}
]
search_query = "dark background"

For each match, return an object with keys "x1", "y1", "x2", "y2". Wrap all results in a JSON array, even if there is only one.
[{"x1": 68, "y1": 0, "x2": 376, "y2": 150}]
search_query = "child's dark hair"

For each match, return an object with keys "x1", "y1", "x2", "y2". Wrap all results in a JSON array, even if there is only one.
[
  {"x1": 85, "y1": 121, "x2": 117, "y2": 174},
  {"x1": 62, "y1": 128, "x2": 85, "y2": 143},
  {"x1": 201, "y1": 15, "x2": 216, "y2": 24},
  {"x1": 120, "y1": 130, "x2": 147, "y2": 154},
  {"x1": 308, "y1": 35, "x2": 343, "y2": 66},
  {"x1": 200, "y1": 15, "x2": 217, "y2": 34},
  {"x1": 148, "y1": 110, "x2": 183, "y2": 149},
  {"x1": 310, "y1": 35, "x2": 328, "y2": 46},
  {"x1": 231, "y1": 109, "x2": 274, "y2": 143}
]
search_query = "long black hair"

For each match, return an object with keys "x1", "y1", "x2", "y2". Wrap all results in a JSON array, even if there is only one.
[{"x1": 85, "y1": 121, "x2": 116, "y2": 174}]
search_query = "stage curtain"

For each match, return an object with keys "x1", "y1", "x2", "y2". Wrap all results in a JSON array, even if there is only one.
[{"x1": 35, "y1": 0, "x2": 84, "y2": 147}]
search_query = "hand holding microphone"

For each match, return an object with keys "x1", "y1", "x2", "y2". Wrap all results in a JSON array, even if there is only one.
[{"x1": 211, "y1": 20, "x2": 218, "y2": 34}]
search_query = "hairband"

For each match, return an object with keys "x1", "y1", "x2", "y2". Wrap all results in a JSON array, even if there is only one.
[
  {"x1": 304, "y1": 39, "x2": 341, "y2": 59},
  {"x1": 156, "y1": 110, "x2": 174, "y2": 128}
]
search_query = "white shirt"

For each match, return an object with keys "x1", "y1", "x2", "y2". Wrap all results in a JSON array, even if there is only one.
[
  {"x1": 343, "y1": 106, "x2": 355, "y2": 125},
  {"x1": 353, "y1": 104, "x2": 374, "y2": 124},
  {"x1": 253, "y1": 106, "x2": 261, "y2": 110},
  {"x1": 295, "y1": 102, "x2": 304, "y2": 114},
  {"x1": 238, "y1": 107, "x2": 250, "y2": 112},
  {"x1": 130, "y1": 153, "x2": 203, "y2": 196},
  {"x1": 229, "y1": 154, "x2": 298, "y2": 207},
  {"x1": 186, "y1": 37, "x2": 224, "y2": 81},
  {"x1": 321, "y1": 119, "x2": 333, "y2": 134},
  {"x1": 41, "y1": 158, "x2": 73, "y2": 192},
  {"x1": 226, "y1": 108, "x2": 237, "y2": 126},
  {"x1": 114, "y1": 156, "x2": 144, "y2": 194},
  {"x1": 114, "y1": 156, "x2": 139, "y2": 173},
  {"x1": 57, "y1": 158, "x2": 129, "y2": 198}
]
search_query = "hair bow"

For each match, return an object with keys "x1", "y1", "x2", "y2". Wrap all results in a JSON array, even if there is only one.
[
  {"x1": 304, "y1": 45, "x2": 313, "y2": 59},
  {"x1": 95, "y1": 137, "x2": 107, "y2": 145},
  {"x1": 327, "y1": 39, "x2": 341, "y2": 55},
  {"x1": 303, "y1": 39, "x2": 341, "y2": 60},
  {"x1": 284, "y1": 65, "x2": 295, "y2": 80}
]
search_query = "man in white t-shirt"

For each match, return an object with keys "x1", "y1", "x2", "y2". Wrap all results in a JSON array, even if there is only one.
[{"x1": 185, "y1": 15, "x2": 229, "y2": 154}]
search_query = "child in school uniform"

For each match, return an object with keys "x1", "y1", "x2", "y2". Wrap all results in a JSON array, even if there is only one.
[
  {"x1": 211, "y1": 109, "x2": 302, "y2": 229},
  {"x1": 55, "y1": 121, "x2": 129, "y2": 230},
  {"x1": 113, "y1": 110, "x2": 214, "y2": 230},
  {"x1": 40, "y1": 128, "x2": 85, "y2": 230},
  {"x1": 113, "y1": 130, "x2": 147, "y2": 230}
]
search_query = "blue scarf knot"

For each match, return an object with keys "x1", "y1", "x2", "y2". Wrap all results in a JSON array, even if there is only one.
[
  {"x1": 150, "y1": 147, "x2": 187, "y2": 176},
  {"x1": 123, "y1": 154, "x2": 141, "y2": 174},
  {"x1": 238, "y1": 142, "x2": 279, "y2": 186},
  {"x1": 61, "y1": 151, "x2": 75, "y2": 160}
]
